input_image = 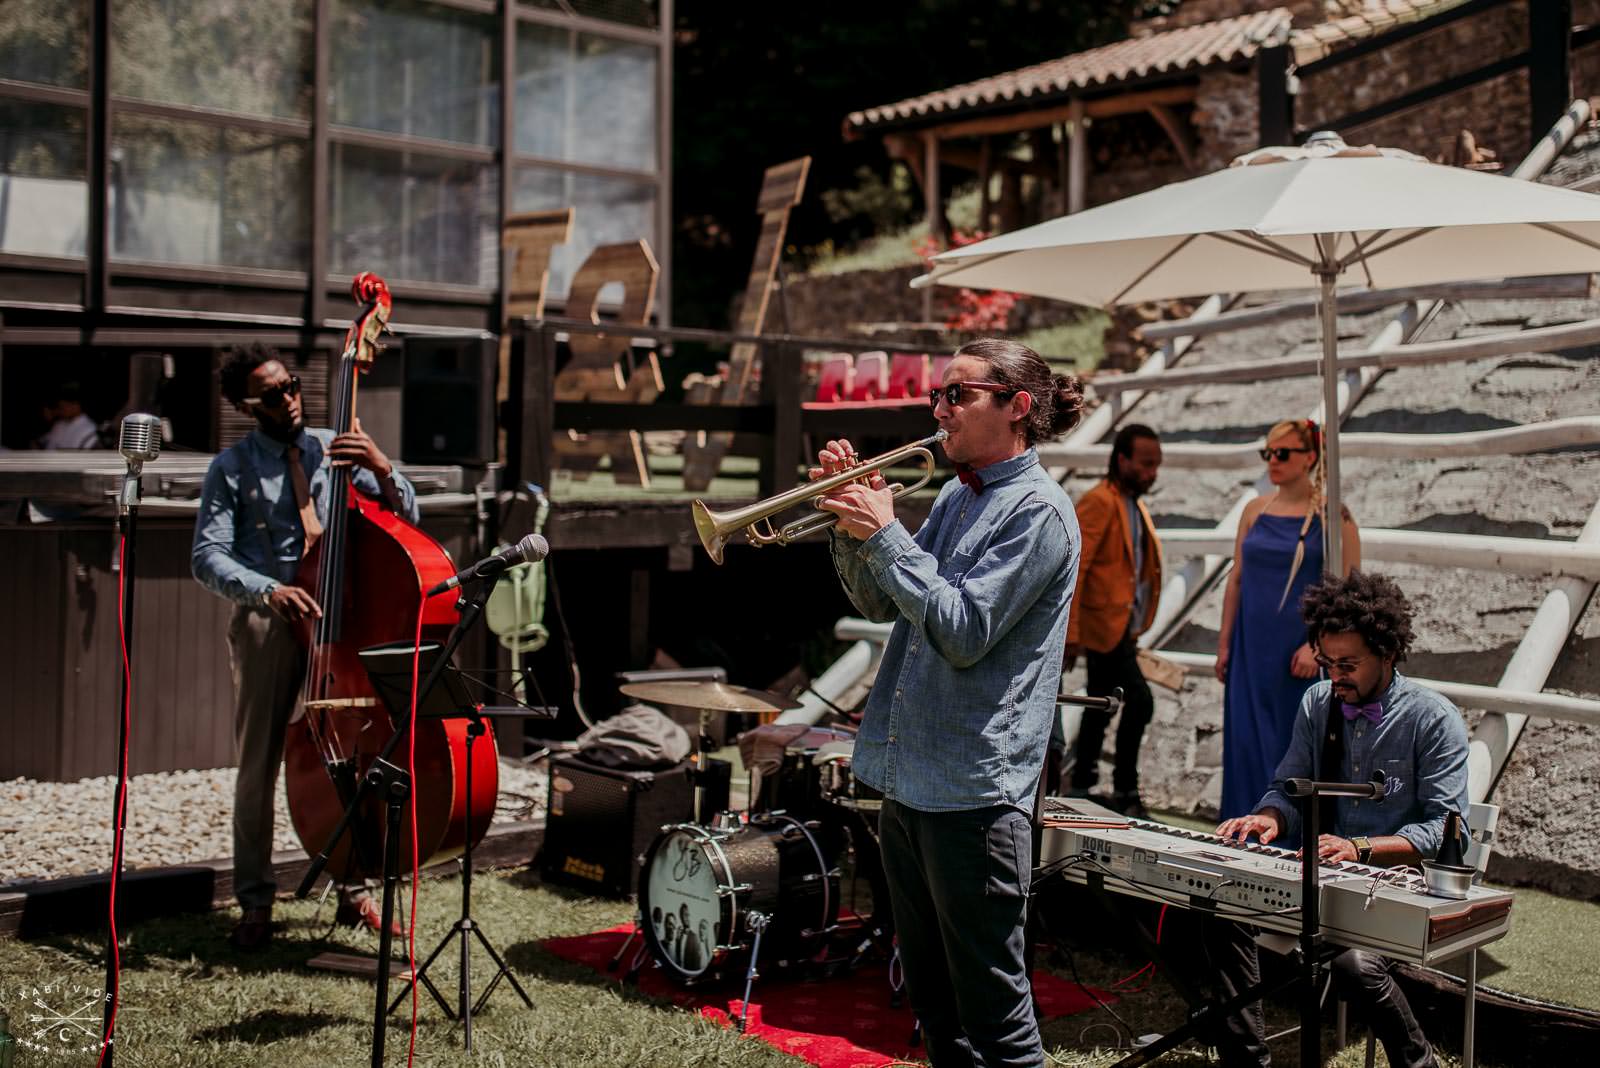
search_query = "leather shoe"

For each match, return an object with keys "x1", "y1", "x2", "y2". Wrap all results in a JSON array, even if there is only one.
[
  {"x1": 336, "y1": 894, "x2": 403, "y2": 937},
  {"x1": 229, "y1": 907, "x2": 275, "y2": 952},
  {"x1": 1109, "y1": 790, "x2": 1150, "y2": 821}
]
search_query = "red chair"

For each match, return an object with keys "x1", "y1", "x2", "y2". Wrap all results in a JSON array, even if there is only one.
[
  {"x1": 849, "y1": 351, "x2": 888, "y2": 401},
  {"x1": 813, "y1": 353, "x2": 854, "y2": 403},
  {"x1": 886, "y1": 352, "x2": 931, "y2": 399}
]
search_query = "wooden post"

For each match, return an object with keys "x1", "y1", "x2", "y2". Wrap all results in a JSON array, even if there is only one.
[
  {"x1": 759, "y1": 339, "x2": 803, "y2": 499},
  {"x1": 1528, "y1": 0, "x2": 1572, "y2": 156},
  {"x1": 1258, "y1": 43, "x2": 1293, "y2": 148},
  {"x1": 923, "y1": 131, "x2": 941, "y2": 322},
  {"x1": 514, "y1": 320, "x2": 555, "y2": 495},
  {"x1": 1067, "y1": 99, "x2": 1086, "y2": 214},
  {"x1": 1056, "y1": 123, "x2": 1070, "y2": 216},
  {"x1": 977, "y1": 136, "x2": 993, "y2": 232}
]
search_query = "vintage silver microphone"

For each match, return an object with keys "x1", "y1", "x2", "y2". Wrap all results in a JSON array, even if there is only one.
[{"x1": 118, "y1": 413, "x2": 162, "y2": 514}]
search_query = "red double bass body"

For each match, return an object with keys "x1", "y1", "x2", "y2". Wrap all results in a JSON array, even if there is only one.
[{"x1": 282, "y1": 273, "x2": 497, "y2": 882}]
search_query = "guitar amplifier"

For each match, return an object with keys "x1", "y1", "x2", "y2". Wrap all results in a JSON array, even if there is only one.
[{"x1": 539, "y1": 754, "x2": 695, "y2": 898}]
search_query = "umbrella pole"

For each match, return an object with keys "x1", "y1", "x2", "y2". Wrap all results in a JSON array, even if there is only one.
[{"x1": 1318, "y1": 265, "x2": 1343, "y2": 577}]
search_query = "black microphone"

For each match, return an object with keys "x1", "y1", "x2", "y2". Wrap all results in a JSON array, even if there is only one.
[
  {"x1": 426, "y1": 533, "x2": 548, "y2": 597},
  {"x1": 1370, "y1": 768, "x2": 1386, "y2": 801}
]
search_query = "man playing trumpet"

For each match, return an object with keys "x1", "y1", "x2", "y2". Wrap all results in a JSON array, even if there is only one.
[{"x1": 814, "y1": 338, "x2": 1085, "y2": 1068}]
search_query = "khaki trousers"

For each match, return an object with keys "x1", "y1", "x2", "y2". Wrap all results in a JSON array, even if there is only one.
[{"x1": 227, "y1": 604, "x2": 304, "y2": 910}]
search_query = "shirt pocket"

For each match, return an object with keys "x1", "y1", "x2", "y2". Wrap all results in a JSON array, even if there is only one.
[{"x1": 1379, "y1": 756, "x2": 1414, "y2": 809}]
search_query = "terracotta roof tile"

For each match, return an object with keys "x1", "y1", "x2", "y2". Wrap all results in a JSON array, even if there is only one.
[
  {"x1": 844, "y1": 3, "x2": 1475, "y2": 136},
  {"x1": 844, "y1": 8, "x2": 1294, "y2": 134}
]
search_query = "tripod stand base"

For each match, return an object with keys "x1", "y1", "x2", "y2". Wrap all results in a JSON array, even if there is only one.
[{"x1": 388, "y1": 918, "x2": 533, "y2": 1018}]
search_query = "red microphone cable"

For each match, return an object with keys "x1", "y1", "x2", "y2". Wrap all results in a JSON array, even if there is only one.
[{"x1": 97, "y1": 536, "x2": 133, "y2": 1068}]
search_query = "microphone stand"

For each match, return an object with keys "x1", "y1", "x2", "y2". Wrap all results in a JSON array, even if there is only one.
[
  {"x1": 1281, "y1": 775, "x2": 1388, "y2": 1068},
  {"x1": 100, "y1": 466, "x2": 143, "y2": 1067},
  {"x1": 295, "y1": 571, "x2": 532, "y2": 1067}
]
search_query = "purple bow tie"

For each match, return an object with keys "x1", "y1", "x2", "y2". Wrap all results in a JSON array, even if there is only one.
[
  {"x1": 1341, "y1": 700, "x2": 1383, "y2": 725},
  {"x1": 953, "y1": 462, "x2": 984, "y2": 494}
]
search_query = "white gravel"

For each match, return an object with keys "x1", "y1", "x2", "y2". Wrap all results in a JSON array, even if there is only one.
[{"x1": 0, "y1": 758, "x2": 548, "y2": 888}]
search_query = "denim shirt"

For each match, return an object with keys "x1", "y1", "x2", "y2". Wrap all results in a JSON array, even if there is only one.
[
  {"x1": 191, "y1": 427, "x2": 418, "y2": 606},
  {"x1": 1257, "y1": 672, "x2": 1470, "y2": 857},
  {"x1": 830, "y1": 448, "x2": 1080, "y2": 812}
]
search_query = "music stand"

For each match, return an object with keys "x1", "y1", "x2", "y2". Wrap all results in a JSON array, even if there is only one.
[{"x1": 358, "y1": 640, "x2": 536, "y2": 1052}]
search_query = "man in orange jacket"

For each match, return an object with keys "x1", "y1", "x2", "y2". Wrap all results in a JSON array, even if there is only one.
[{"x1": 1063, "y1": 424, "x2": 1163, "y2": 817}]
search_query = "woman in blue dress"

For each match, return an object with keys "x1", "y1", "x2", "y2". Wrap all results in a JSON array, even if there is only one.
[{"x1": 1215, "y1": 418, "x2": 1361, "y2": 824}]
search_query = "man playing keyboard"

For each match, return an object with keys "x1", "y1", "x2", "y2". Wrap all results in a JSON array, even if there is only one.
[{"x1": 1207, "y1": 570, "x2": 1469, "y2": 1068}]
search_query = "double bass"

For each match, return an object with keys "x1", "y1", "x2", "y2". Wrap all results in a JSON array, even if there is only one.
[{"x1": 283, "y1": 273, "x2": 498, "y2": 880}]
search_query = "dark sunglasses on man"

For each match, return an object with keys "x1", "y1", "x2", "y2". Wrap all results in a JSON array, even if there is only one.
[
  {"x1": 242, "y1": 375, "x2": 302, "y2": 410},
  {"x1": 1258, "y1": 445, "x2": 1311, "y2": 462},
  {"x1": 929, "y1": 380, "x2": 1017, "y2": 412}
]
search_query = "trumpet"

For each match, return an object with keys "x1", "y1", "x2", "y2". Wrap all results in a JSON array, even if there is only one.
[{"x1": 692, "y1": 429, "x2": 949, "y2": 564}]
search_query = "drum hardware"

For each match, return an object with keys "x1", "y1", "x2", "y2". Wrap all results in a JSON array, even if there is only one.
[
  {"x1": 736, "y1": 912, "x2": 771, "y2": 1033},
  {"x1": 691, "y1": 430, "x2": 948, "y2": 564},
  {"x1": 617, "y1": 680, "x2": 802, "y2": 716}
]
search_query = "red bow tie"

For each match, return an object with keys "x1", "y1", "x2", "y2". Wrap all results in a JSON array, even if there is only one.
[{"x1": 954, "y1": 463, "x2": 984, "y2": 494}]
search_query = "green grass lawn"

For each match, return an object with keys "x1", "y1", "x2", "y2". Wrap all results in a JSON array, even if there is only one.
[{"x1": 1, "y1": 856, "x2": 1555, "y2": 1067}]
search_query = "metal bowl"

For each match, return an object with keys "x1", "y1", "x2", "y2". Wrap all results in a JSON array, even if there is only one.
[{"x1": 1421, "y1": 860, "x2": 1475, "y2": 899}]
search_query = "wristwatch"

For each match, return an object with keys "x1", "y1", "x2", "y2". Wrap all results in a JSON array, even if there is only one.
[{"x1": 1351, "y1": 836, "x2": 1373, "y2": 864}]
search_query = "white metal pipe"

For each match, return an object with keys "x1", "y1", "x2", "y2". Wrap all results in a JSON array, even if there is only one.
[
  {"x1": 1157, "y1": 650, "x2": 1600, "y2": 726},
  {"x1": 1045, "y1": 293, "x2": 1230, "y2": 482},
  {"x1": 773, "y1": 618, "x2": 893, "y2": 726},
  {"x1": 1469, "y1": 496, "x2": 1600, "y2": 800},
  {"x1": 1090, "y1": 315, "x2": 1600, "y2": 396},
  {"x1": 1141, "y1": 304, "x2": 1419, "y2": 648},
  {"x1": 1038, "y1": 417, "x2": 1600, "y2": 469},
  {"x1": 1154, "y1": 527, "x2": 1600, "y2": 581}
]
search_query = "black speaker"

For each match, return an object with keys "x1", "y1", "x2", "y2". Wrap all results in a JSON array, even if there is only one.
[
  {"x1": 401, "y1": 334, "x2": 496, "y2": 464},
  {"x1": 539, "y1": 754, "x2": 695, "y2": 898}
]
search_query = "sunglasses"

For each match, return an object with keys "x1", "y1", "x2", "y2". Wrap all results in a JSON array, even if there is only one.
[
  {"x1": 1313, "y1": 652, "x2": 1374, "y2": 675},
  {"x1": 1259, "y1": 446, "x2": 1312, "y2": 462},
  {"x1": 242, "y1": 375, "x2": 302, "y2": 410},
  {"x1": 929, "y1": 380, "x2": 1017, "y2": 411}
]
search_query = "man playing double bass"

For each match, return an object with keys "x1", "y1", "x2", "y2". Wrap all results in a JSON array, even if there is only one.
[{"x1": 192, "y1": 342, "x2": 416, "y2": 950}]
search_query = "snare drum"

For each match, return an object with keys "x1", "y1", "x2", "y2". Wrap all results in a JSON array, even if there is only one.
[
  {"x1": 816, "y1": 740, "x2": 883, "y2": 812},
  {"x1": 638, "y1": 813, "x2": 840, "y2": 985},
  {"x1": 751, "y1": 725, "x2": 855, "y2": 818}
]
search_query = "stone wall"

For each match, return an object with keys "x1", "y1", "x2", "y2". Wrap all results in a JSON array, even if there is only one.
[{"x1": 1296, "y1": 0, "x2": 1532, "y2": 162}]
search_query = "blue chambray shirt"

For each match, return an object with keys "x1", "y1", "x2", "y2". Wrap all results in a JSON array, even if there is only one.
[
  {"x1": 192, "y1": 427, "x2": 419, "y2": 606},
  {"x1": 829, "y1": 448, "x2": 1080, "y2": 813},
  {"x1": 1257, "y1": 673, "x2": 1470, "y2": 857}
]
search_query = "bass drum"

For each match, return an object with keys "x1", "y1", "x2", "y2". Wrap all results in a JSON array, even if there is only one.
[{"x1": 638, "y1": 814, "x2": 839, "y2": 985}]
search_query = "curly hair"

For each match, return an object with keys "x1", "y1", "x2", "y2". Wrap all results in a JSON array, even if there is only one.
[
  {"x1": 218, "y1": 341, "x2": 282, "y2": 406},
  {"x1": 1106, "y1": 423, "x2": 1159, "y2": 481},
  {"x1": 1299, "y1": 570, "x2": 1415, "y2": 665},
  {"x1": 953, "y1": 337, "x2": 1085, "y2": 445}
]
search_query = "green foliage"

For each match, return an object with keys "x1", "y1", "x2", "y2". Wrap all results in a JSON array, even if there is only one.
[
  {"x1": 672, "y1": 0, "x2": 1146, "y2": 328},
  {"x1": 819, "y1": 165, "x2": 917, "y2": 235}
]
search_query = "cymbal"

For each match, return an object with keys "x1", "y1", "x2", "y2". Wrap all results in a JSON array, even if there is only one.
[{"x1": 618, "y1": 680, "x2": 802, "y2": 715}]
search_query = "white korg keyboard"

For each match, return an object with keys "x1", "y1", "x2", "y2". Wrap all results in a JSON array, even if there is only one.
[{"x1": 1038, "y1": 798, "x2": 1513, "y2": 966}]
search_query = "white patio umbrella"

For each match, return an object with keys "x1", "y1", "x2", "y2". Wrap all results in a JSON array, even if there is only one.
[{"x1": 912, "y1": 131, "x2": 1600, "y2": 574}]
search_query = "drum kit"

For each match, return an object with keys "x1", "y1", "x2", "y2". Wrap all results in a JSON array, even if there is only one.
[{"x1": 613, "y1": 679, "x2": 894, "y2": 1018}]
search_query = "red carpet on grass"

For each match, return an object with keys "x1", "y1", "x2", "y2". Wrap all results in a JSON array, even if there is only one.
[{"x1": 542, "y1": 924, "x2": 1113, "y2": 1068}]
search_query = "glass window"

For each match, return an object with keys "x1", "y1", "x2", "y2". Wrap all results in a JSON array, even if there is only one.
[
  {"x1": 524, "y1": 0, "x2": 657, "y2": 29},
  {"x1": 331, "y1": 0, "x2": 498, "y2": 146},
  {"x1": 112, "y1": 0, "x2": 313, "y2": 120},
  {"x1": 515, "y1": 24, "x2": 656, "y2": 172},
  {"x1": 0, "y1": 101, "x2": 88, "y2": 257},
  {"x1": 0, "y1": 0, "x2": 88, "y2": 88},
  {"x1": 111, "y1": 115, "x2": 309, "y2": 270},
  {"x1": 330, "y1": 142, "x2": 498, "y2": 286},
  {"x1": 513, "y1": 166, "x2": 654, "y2": 300}
]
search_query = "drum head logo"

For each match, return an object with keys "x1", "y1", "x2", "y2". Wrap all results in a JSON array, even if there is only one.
[
  {"x1": 646, "y1": 831, "x2": 719, "y2": 976},
  {"x1": 4, "y1": 981, "x2": 117, "y2": 1059}
]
